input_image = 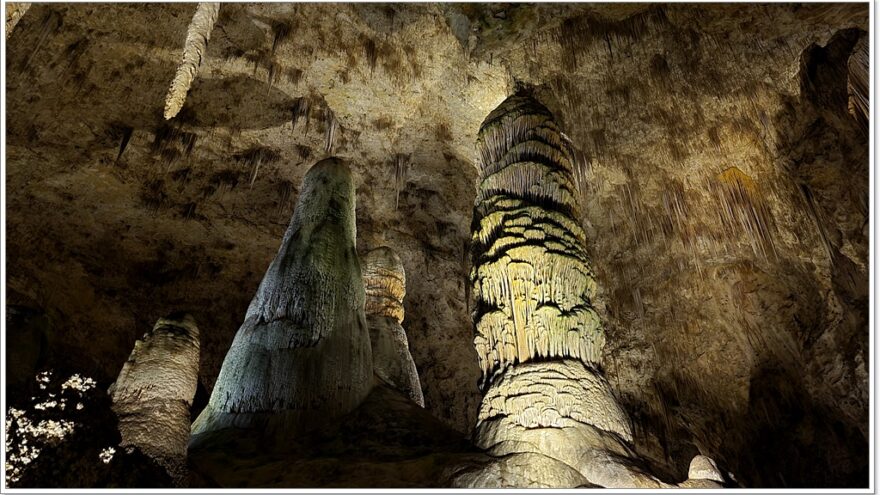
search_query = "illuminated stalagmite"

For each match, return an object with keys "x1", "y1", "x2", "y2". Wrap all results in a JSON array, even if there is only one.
[
  {"x1": 362, "y1": 246, "x2": 424, "y2": 406},
  {"x1": 109, "y1": 313, "x2": 200, "y2": 485},
  {"x1": 190, "y1": 158, "x2": 373, "y2": 442},
  {"x1": 453, "y1": 95, "x2": 721, "y2": 488}
]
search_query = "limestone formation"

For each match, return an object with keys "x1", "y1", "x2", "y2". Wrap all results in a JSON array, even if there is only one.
[
  {"x1": 5, "y1": 3, "x2": 30, "y2": 39},
  {"x1": 108, "y1": 313, "x2": 200, "y2": 486},
  {"x1": 163, "y1": 3, "x2": 219, "y2": 120},
  {"x1": 190, "y1": 158, "x2": 373, "y2": 442},
  {"x1": 363, "y1": 246, "x2": 424, "y2": 406},
  {"x1": 455, "y1": 94, "x2": 670, "y2": 488},
  {"x1": 847, "y1": 34, "x2": 868, "y2": 134}
]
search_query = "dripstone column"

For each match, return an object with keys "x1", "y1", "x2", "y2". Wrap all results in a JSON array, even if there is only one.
[
  {"x1": 363, "y1": 246, "x2": 424, "y2": 406},
  {"x1": 109, "y1": 312, "x2": 200, "y2": 486},
  {"x1": 190, "y1": 157, "x2": 373, "y2": 443},
  {"x1": 453, "y1": 94, "x2": 668, "y2": 488}
]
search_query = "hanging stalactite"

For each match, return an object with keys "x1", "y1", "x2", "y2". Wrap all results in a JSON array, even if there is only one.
[
  {"x1": 163, "y1": 3, "x2": 220, "y2": 120},
  {"x1": 5, "y1": 2, "x2": 31, "y2": 39}
]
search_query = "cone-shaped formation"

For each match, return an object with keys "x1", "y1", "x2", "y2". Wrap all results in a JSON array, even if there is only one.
[
  {"x1": 163, "y1": 3, "x2": 219, "y2": 120},
  {"x1": 109, "y1": 313, "x2": 200, "y2": 486},
  {"x1": 191, "y1": 158, "x2": 373, "y2": 442},
  {"x1": 363, "y1": 247, "x2": 424, "y2": 407},
  {"x1": 457, "y1": 94, "x2": 672, "y2": 488},
  {"x1": 471, "y1": 95, "x2": 602, "y2": 385}
]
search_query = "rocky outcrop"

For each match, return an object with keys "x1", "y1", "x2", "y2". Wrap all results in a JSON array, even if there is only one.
[
  {"x1": 190, "y1": 158, "x2": 373, "y2": 443},
  {"x1": 363, "y1": 246, "x2": 424, "y2": 406},
  {"x1": 108, "y1": 313, "x2": 200, "y2": 485}
]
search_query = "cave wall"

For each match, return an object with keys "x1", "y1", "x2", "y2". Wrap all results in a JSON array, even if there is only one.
[{"x1": 4, "y1": 3, "x2": 869, "y2": 487}]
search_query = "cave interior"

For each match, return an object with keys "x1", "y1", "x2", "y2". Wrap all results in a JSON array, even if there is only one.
[{"x1": 2, "y1": 2, "x2": 871, "y2": 489}]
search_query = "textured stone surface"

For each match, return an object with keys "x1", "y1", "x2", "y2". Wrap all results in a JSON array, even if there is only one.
[
  {"x1": 4, "y1": 2, "x2": 30, "y2": 39},
  {"x1": 191, "y1": 158, "x2": 373, "y2": 441},
  {"x1": 163, "y1": 3, "x2": 220, "y2": 120},
  {"x1": 363, "y1": 246, "x2": 407, "y2": 322},
  {"x1": 363, "y1": 247, "x2": 424, "y2": 406},
  {"x1": 688, "y1": 454, "x2": 725, "y2": 482},
  {"x1": 4, "y1": 3, "x2": 868, "y2": 487},
  {"x1": 459, "y1": 94, "x2": 668, "y2": 488},
  {"x1": 109, "y1": 313, "x2": 200, "y2": 485}
]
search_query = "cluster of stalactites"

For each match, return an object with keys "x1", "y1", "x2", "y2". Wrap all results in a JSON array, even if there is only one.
[
  {"x1": 471, "y1": 95, "x2": 602, "y2": 384},
  {"x1": 363, "y1": 246, "x2": 406, "y2": 323},
  {"x1": 109, "y1": 313, "x2": 200, "y2": 485}
]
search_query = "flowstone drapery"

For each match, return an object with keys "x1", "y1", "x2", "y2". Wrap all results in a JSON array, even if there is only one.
[
  {"x1": 190, "y1": 157, "x2": 373, "y2": 443},
  {"x1": 109, "y1": 313, "x2": 200, "y2": 486},
  {"x1": 363, "y1": 246, "x2": 424, "y2": 406},
  {"x1": 452, "y1": 94, "x2": 723, "y2": 488}
]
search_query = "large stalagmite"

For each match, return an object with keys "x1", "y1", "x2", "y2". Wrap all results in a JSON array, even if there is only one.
[
  {"x1": 362, "y1": 246, "x2": 424, "y2": 407},
  {"x1": 108, "y1": 313, "x2": 200, "y2": 486},
  {"x1": 190, "y1": 157, "x2": 373, "y2": 442},
  {"x1": 453, "y1": 94, "x2": 698, "y2": 488}
]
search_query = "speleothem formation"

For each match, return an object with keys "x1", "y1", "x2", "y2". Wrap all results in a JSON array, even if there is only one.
[
  {"x1": 4, "y1": 3, "x2": 868, "y2": 489},
  {"x1": 163, "y1": 2, "x2": 220, "y2": 120},
  {"x1": 454, "y1": 94, "x2": 717, "y2": 488},
  {"x1": 108, "y1": 313, "x2": 200, "y2": 485},
  {"x1": 4, "y1": 3, "x2": 30, "y2": 39},
  {"x1": 363, "y1": 246, "x2": 424, "y2": 406},
  {"x1": 190, "y1": 157, "x2": 373, "y2": 442}
]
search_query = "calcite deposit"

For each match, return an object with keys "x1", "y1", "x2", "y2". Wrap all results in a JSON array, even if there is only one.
[
  {"x1": 454, "y1": 94, "x2": 668, "y2": 488},
  {"x1": 163, "y1": 3, "x2": 220, "y2": 120},
  {"x1": 363, "y1": 246, "x2": 424, "y2": 406},
  {"x1": 4, "y1": 3, "x2": 869, "y2": 488},
  {"x1": 190, "y1": 158, "x2": 373, "y2": 442},
  {"x1": 108, "y1": 313, "x2": 200, "y2": 485}
]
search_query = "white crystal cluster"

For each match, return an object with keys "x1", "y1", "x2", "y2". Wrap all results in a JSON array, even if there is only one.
[{"x1": 4, "y1": 371, "x2": 91, "y2": 485}]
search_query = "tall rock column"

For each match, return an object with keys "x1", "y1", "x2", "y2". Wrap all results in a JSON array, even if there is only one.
[
  {"x1": 362, "y1": 246, "x2": 424, "y2": 406},
  {"x1": 190, "y1": 158, "x2": 373, "y2": 443},
  {"x1": 109, "y1": 312, "x2": 200, "y2": 486},
  {"x1": 454, "y1": 94, "x2": 668, "y2": 488}
]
